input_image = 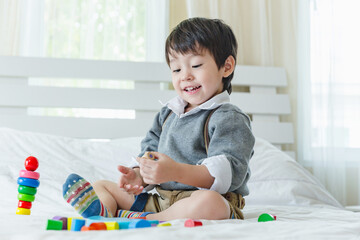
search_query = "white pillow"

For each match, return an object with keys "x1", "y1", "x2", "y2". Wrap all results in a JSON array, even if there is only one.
[
  {"x1": 246, "y1": 137, "x2": 342, "y2": 208},
  {"x1": 0, "y1": 128, "x2": 341, "y2": 212}
]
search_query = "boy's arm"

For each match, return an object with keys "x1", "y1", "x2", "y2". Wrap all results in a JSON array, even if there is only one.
[
  {"x1": 137, "y1": 153, "x2": 215, "y2": 189},
  {"x1": 174, "y1": 163, "x2": 215, "y2": 189}
]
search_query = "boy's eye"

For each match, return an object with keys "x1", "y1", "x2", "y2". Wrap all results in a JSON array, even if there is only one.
[
  {"x1": 192, "y1": 64, "x2": 202, "y2": 68},
  {"x1": 173, "y1": 69, "x2": 181, "y2": 73}
]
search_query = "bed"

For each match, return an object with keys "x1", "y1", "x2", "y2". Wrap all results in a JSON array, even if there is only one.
[{"x1": 0, "y1": 56, "x2": 358, "y2": 239}]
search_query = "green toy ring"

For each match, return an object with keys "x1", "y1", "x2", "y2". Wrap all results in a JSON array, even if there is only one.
[
  {"x1": 18, "y1": 185, "x2": 37, "y2": 195},
  {"x1": 18, "y1": 193, "x2": 35, "y2": 202}
]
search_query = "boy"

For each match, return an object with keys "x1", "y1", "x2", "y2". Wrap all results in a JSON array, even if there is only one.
[{"x1": 63, "y1": 17, "x2": 254, "y2": 221}]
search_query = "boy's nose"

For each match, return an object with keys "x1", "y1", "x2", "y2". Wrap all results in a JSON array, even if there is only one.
[{"x1": 181, "y1": 70, "x2": 194, "y2": 81}]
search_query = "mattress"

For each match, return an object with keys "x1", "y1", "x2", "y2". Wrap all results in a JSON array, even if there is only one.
[{"x1": 1, "y1": 128, "x2": 357, "y2": 240}]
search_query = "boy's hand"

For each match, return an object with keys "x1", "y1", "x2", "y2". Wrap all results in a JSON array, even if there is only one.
[
  {"x1": 137, "y1": 152, "x2": 180, "y2": 184},
  {"x1": 117, "y1": 165, "x2": 144, "y2": 195}
]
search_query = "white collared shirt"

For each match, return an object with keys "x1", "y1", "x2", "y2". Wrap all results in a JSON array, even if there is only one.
[{"x1": 160, "y1": 91, "x2": 230, "y2": 118}]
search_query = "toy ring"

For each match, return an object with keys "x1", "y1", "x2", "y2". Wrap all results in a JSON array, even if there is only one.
[
  {"x1": 18, "y1": 185, "x2": 37, "y2": 195},
  {"x1": 18, "y1": 200, "x2": 32, "y2": 209},
  {"x1": 18, "y1": 193, "x2": 35, "y2": 202},
  {"x1": 16, "y1": 207, "x2": 31, "y2": 215},
  {"x1": 17, "y1": 177, "x2": 40, "y2": 188},
  {"x1": 19, "y1": 170, "x2": 40, "y2": 180}
]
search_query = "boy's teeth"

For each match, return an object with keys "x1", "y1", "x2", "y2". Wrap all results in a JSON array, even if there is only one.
[{"x1": 185, "y1": 86, "x2": 199, "y2": 91}]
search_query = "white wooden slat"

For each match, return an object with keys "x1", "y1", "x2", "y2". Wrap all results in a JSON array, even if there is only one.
[
  {"x1": 233, "y1": 65, "x2": 287, "y2": 87},
  {"x1": 0, "y1": 56, "x2": 171, "y2": 81},
  {"x1": 252, "y1": 122, "x2": 294, "y2": 144},
  {"x1": 0, "y1": 115, "x2": 294, "y2": 144},
  {"x1": 231, "y1": 93, "x2": 291, "y2": 114},
  {"x1": 250, "y1": 86, "x2": 277, "y2": 94},
  {"x1": 0, "y1": 85, "x2": 176, "y2": 111},
  {"x1": 0, "y1": 115, "x2": 155, "y2": 139},
  {"x1": 0, "y1": 56, "x2": 286, "y2": 86},
  {"x1": 0, "y1": 85, "x2": 291, "y2": 115},
  {"x1": 0, "y1": 77, "x2": 28, "y2": 85},
  {"x1": 252, "y1": 115, "x2": 279, "y2": 122}
]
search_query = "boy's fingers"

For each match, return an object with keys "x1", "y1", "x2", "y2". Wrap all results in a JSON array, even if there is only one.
[{"x1": 117, "y1": 165, "x2": 129, "y2": 174}]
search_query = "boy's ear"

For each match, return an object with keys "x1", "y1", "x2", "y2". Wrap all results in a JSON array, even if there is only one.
[{"x1": 223, "y1": 55, "x2": 236, "y2": 78}]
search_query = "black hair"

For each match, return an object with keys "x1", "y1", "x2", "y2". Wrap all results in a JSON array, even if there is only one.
[{"x1": 165, "y1": 17, "x2": 238, "y2": 94}]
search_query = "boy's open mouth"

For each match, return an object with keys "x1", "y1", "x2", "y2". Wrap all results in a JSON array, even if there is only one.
[{"x1": 184, "y1": 86, "x2": 201, "y2": 92}]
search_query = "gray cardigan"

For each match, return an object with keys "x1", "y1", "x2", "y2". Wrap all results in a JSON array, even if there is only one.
[{"x1": 139, "y1": 103, "x2": 255, "y2": 196}]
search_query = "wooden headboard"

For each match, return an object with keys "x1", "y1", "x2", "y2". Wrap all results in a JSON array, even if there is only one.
[{"x1": 0, "y1": 56, "x2": 294, "y2": 155}]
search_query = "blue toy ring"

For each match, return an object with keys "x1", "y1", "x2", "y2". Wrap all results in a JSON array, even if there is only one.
[{"x1": 17, "y1": 177, "x2": 40, "y2": 188}]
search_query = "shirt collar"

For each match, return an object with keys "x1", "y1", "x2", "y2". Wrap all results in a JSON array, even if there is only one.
[{"x1": 159, "y1": 91, "x2": 230, "y2": 118}]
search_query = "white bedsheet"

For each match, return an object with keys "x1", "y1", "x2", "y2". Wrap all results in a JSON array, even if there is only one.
[
  {"x1": 1, "y1": 205, "x2": 360, "y2": 240},
  {"x1": 1, "y1": 128, "x2": 358, "y2": 239}
]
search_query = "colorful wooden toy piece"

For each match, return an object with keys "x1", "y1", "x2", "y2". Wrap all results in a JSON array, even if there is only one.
[
  {"x1": 19, "y1": 170, "x2": 40, "y2": 180},
  {"x1": 67, "y1": 217, "x2": 83, "y2": 231},
  {"x1": 89, "y1": 222, "x2": 107, "y2": 230},
  {"x1": 128, "y1": 219, "x2": 152, "y2": 229},
  {"x1": 157, "y1": 222, "x2": 172, "y2": 227},
  {"x1": 143, "y1": 152, "x2": 155, "y2": 160},
  {"x1": 184, "y1": 219, "x2": 203, "y2": 227},
  {"x1": 104, "y1": 222, "x2": 119, "y2": 230},
  {"x1": 258, "y1": 213, "x2": 276, "y2": 222},
  {"x1": 18, "y1": 200, "x2": 32, "y2": 209},
  {"x1": 17, "y1": 193, "x2": 35, "y2": 202},
  {"x1": 18, "y1": 185, "x2": 37, "y2": 195},
  {"x1": 46, "y1": 219, "x2": 63, "y2": 230},
  {"x1": 25, "y1": 156, "x2": 39, "y2": 171},
  {"x1": 52, "y1": 216, "x2": 68, "y2": 230},
  {"x1": 16, "y1": 156, "x2": 40, "y2": 216},
  {"x1": 17, "y1": 177, "x2": 40, "y2": 188},
  {"x1": 16, "y1": 207, "x2": 30, "y2": 215},
  {"x1": 81, "y1": 226, "x2": 90, "y2": 231},
  {"x1": 71, "y1": 219, "x2": 86, "y2": 231}
]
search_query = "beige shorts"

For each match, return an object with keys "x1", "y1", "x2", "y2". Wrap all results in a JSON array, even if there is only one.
[{"x1": 133, "y1": 186, "x2": 245, "y2": 219}]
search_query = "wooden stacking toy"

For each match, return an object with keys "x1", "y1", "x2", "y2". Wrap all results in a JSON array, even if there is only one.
[{"x1": 16, "y1": 156, "x2": 40, "y2": 215}]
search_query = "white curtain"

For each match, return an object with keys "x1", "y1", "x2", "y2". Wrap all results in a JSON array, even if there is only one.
[
  {"x1": 0, "y1": 0, "x2": 168, "y2": 61},
  {"x1": 178, "y1": 0, "x2": 298, "y2": 153},
  {"x1": 299, "y1": 0, "x2": 360, "y2": 205},
  {"x1": 0, "y1": 0, "x2": 44, "y2": 56}
]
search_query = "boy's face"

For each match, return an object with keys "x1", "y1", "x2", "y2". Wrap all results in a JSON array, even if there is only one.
[{"x1": 169, "y1": 49, "x2": 226, "y2": 111}]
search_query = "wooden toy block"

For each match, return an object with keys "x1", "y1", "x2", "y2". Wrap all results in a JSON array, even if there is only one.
[
  {"x1": 128, "y1": 219, "x2": 151, "y2": 229},
  {"x1": 104, "y1": 222, "x2": 119, "y2": 230},
  {"x1": 157, "y1": 222, "x2": 172, "y2": 227},
  {"x1": 184, "y1": 219, "x2": 203, "y2": 227},
  {"x1": 71, "y1": 219, "x2": 86, "y2": 231},
  {"x1": 81, "y1": 226, "x2": 90, "y2": 231},
  {"x1": 67, "y1": 217, "x2": 83, "y2": 231},
  {"x1": 52, "y1": 216, "x2": 68, "y2": 230},
  {"x1": 89, "y1": 222, "x2": 107, "y2": 230},
  {"x1": 118, "y1": 222, "x2": 130, "y2": 229},
  {"x1": 46, "y1": 219, "x2": 63, "y2": 230},
  {"x1": 16, "y1": 207, "x2": 30, "y2": 215}
]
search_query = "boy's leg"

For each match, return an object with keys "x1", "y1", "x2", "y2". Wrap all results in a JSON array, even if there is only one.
[
  {"x1": 63, "y1": 174, "x2": 135, "y2": 218},
  {"x1": 146, "y1": 190, "x2": 230, "y2": 221},
  {"x1": 92, "y1": 180, "x2": 135, "y2": 214}
]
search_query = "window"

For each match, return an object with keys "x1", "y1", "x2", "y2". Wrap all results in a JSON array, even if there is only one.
[
  {"x1": 310, "y1": 0, "x2": 360, "y2": 150},
  {"x1": 22, "y1": 0, "x2": 169, "y2": 119}
]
